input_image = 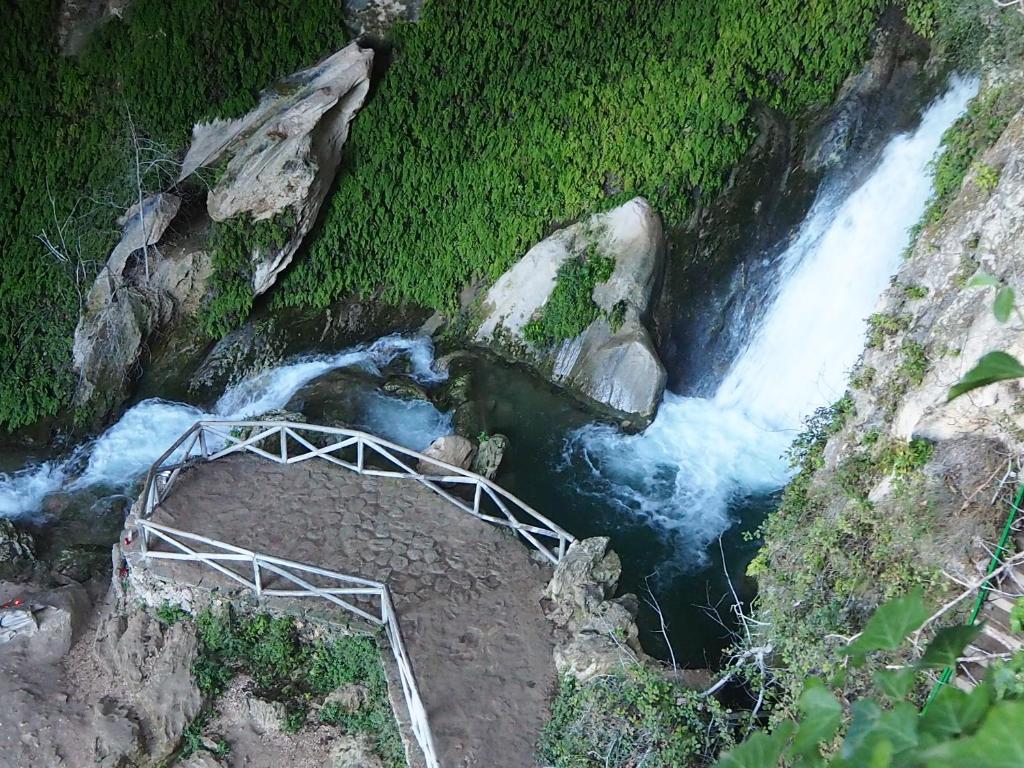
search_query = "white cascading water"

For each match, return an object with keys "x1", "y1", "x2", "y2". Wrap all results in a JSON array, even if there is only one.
[
  {"x1": 570, "y1": 75, "x2": 979, "y2": 557},
  {"x1": 0, "y1": 335, "x2": 449, "y2": 518}
]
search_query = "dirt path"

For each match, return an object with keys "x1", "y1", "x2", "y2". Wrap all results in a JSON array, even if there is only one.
[{"x1": 146, "y1": 454, "x2": 557, "y2": 768}]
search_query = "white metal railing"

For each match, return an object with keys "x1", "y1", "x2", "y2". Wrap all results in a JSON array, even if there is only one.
[
  {"x1": 130, "y1": 419, "x2": 576, "y2": 768},
  {"x1": 138, "y1": 420, "x2": 574, "y2": 563},
  {"x1": 132, "y1": 519, "x2": 438, "y2": 767}
]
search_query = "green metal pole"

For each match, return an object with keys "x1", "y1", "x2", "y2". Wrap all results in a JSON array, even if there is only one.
[{"x1": 923, "y1": 483, "x2": 1024, "y2": 709}]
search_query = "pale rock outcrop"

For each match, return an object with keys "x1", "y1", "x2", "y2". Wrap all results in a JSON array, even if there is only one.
[
  {"x1": 72, "y1": 193, "x2": 181, "y2": 414},
  {"x1": 476, "y1": 197, "x2": 667, "y2": 420},
  {"x1": 854, "y1": 99, "x2": 1024, "y2": 448},
  {"x1": 417, "y1": 434, "x2": 477, "y2": 475},
  {"x1": 471, "y1": 433, "x2": 509, "y2": 480},
  {"x1": 0, "y1": 517, "x2": 35, "y2": 563},
  {"x1": 544, "y1": 537, "x2": 647, "y2": 682},
  {"x1": 0, "y1": 580, "x2": 90, "y2": 662},
  {"x1": 329, "y1": 734, "x2": 385, "y2": 768},
  {"x1": 344, "y1": 0, "x2": 423, "y2": 37},
  {"x1": 96, "y1": 606, "x2": 203, "y2": 762},
  {"x1": 809, "y1": 90, "x2": 1024, "y2": 587},
  {"x1": 179, "y1": 42, "x2": 374, "y2": 295},
  {"x1": 246, "y1": 696, "x2": 288, "y2": 734}
]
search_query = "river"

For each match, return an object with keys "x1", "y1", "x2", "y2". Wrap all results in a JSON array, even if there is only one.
[{"x1": 0, "y1": 75, "x2": 977, "y2": 666}]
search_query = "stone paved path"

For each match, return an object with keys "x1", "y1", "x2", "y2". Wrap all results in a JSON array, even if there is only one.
[{"x1": 145, "y1": 454, "x2": 556, "y2": 768}]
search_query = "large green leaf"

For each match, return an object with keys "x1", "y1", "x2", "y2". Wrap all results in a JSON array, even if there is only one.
[
  {"x1": 792, "y1": 679, "x2": 843, "y2": 757},
  {"x1": 993, "y1": 286, "x2": 1015, "y2": 323},
  {"x1": 918, "y1": 624, "x2": 983, "y2": 669},
  {"x1": 919, "y1": 682, "x2": 992, "y2": 742},
  {"x1": 714, "y1": 722, "x2": 795, "y2": 768},
  {"x1": 922, "y1": 700, "x2": 1024, "y2": 767},
  {"x1": 844, "y1": 590, "x2": 930, "y2": 664},
  {"x1": 839, "y1": 700, "x2": 882, "y2": 761},
  {"x1": 947, "y1": 352, "x2": 1024, "y2": 401},
  {"x1": 967, "y1": 272, "x2": 1000, "y2": 288},
  {"x1": 840, "y1": 702, "x2": 919, "y2": 767},
  {"x1": 873, "y1": 668, "x2": 918, "y2": 701}
]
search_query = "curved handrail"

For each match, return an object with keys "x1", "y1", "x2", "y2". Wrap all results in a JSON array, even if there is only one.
[
  {"x1": 130, "y1": 418, "x2": 577, "y2": 768},
  {"x1": 138, "y1": 420, "x2": 575, "y2": 564}
]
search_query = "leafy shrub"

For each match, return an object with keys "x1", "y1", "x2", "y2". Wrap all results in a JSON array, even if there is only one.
[
  {"x1": 974, "y1": 162, "x2": 1000, "y2": 193},
  {"x1": 748, "y1": 401, "x2": 943, "y2": 706},
  {"x1": 902, "y1": 283, "x2": 929, "y2": 300},
  {"x1": 201, "y1": 211, "x2": 297, "y2": 338},
  {"x1": 539, "y1": 665, "x2": 734, "y2": 767},
  {"x1": 715, "y1": 592, "x2": 1024, "y2": 768},
  {"x1": 867, "y1": 313, "x2": 911, "y2": 349},
  {"x1": 154, "y1": 601, "x2": 188, "y2": 626},
  {"x1": 276, "y1": 0, "x2": 890, "y2": 316},
  {"x1": 899, "y1": 339, "x2": 930, "y2": 386},
  {"x1": 523, "y1": 252, "x2": 614, "y2": 346},
  {"x1": 191, "y1": 607, "x2": 405, "y2": 767}
]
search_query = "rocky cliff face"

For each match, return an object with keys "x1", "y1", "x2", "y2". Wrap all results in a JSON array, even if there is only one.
[
  {"x1": 475, "y1": 197, "x2": 667, "y2": 421},
  {"x1": 751, "y1": 72, "x2": 1024, "y2": 697}
]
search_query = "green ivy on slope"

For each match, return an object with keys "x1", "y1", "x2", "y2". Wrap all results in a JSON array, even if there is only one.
[
  {"x1": 0, "y1": 0, "x2": 349, "y2": 430},
  {"x1": 277, "y1": 0, "x2": 888, "y2": 315}
]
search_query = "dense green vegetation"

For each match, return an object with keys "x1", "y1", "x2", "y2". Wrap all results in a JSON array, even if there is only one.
[
  {"x1": 523, "y1": 250, "x2": 614, "y2": 346},
  {"x1": 277, "y1": 0, "x2": 889, "y2": 315},
  {"x1": 0, "y1": 0, "x2": 349, "y2": 429},
  {"x1": 922, "y1": 81, "x2": 1024, "y2": 227},
  {"x1": 539, "y1": 665, "x2": 734, "y2": 767},
  {"x1": 746, "y1": 396, "x2": 950, "y2": 705},
  {"x1": 191, "y1": 606, "x2": 404, "y2": 765},
  {"x1": 714, "y1": 594, "x2": 1024, "y2": 768},
  {"x1": 202, "y1": 211, "x2": 297, "y2": 338}
]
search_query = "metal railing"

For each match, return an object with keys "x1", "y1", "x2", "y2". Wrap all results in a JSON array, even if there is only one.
[
  {"x1": 138, "y1": 420, "x2": 574, "y2": 564},
  {"x1": 133, "y1": 519, "x2": 438, "y2": 767},
  {"x1": 129, "y1": 419, "x2": 576, "y2": 768}
]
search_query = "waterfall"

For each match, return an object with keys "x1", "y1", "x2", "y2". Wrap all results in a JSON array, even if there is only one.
[
  {"x1": 0, "y1": 335, "x2": 449, "y2": 518},
  {"x1": 569, "y1": 75, "x2": 979, "y2": 560}
]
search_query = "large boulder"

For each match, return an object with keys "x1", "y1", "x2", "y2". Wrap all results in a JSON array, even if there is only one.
[
  {"x1": 475, "y1": 197, "x2": 666, "y2": 420},
  {"x1": 417, "y1": 434, "x2": 477, "y2": 475},
  {"x1": 0, "y1": 580, "x2": 91, "y2": 663},
  {"x1": 0, "y1": 518, "x2": 35, "y2": 563},
  {"x1": 544, "y1": 538, "x2": 651, "y2": 682},
  {"x1": 180, "y1": 43, "x2": 374, "y2": 295},
  {"x1": 545, "y1": 537, "x2": 622, "y2": 627},
  {"x1": 71, "y1": 193, "x2": 181, "y2": 416},
  {"x1": 96, "y1": 606, "x2": 202, "y2": 761},
  {"x1": 471, "y1": 433, "x2": 508, "y2": 480}
]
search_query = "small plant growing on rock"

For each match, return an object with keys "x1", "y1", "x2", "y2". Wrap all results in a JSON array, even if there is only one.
[
  {"x1": 902, "y1": 283, "x2": 929, "y2": 300},
  {"x1": 974, "y1": 162, "x2": 1000, "y2": 193},
  {"x1": 866, "y1": 313, "x2": 911, "y2": 349},
  {"x1": 155, "y1": 601, "x2": 188, "y2": 626}
]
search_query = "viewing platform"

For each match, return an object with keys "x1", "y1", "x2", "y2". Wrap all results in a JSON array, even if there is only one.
[{"x1": 121, "y1": 421, "x2": 576, "y2": 768}]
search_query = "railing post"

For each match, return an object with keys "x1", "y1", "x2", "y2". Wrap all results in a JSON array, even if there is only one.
[
  {"x1": 473, "y1": 482, "x2": 482, "y2": 516},
  {"x1": 357, "y1": 438, "x2": 364, "y2": 474},
  {"x1": 253, "y1": 556, "x2": 262, "y2": 598},
  {"x1": 279, "y1": 428, "x2": 287, "y2": 463},
  {"x1": 199, "y1": 426, "x2": 209, "y2": 459},
  {"x1": 138, "y1": 524, "x2": 148, "y2": 557}
]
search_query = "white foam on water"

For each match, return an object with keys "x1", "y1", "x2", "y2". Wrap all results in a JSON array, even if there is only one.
[
  {"x1": 569, "y1": 75, "x2": 979, "y2": 559},
  {"x1": 2, "y1": 335, "x2": 450, "y2": 515}
]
